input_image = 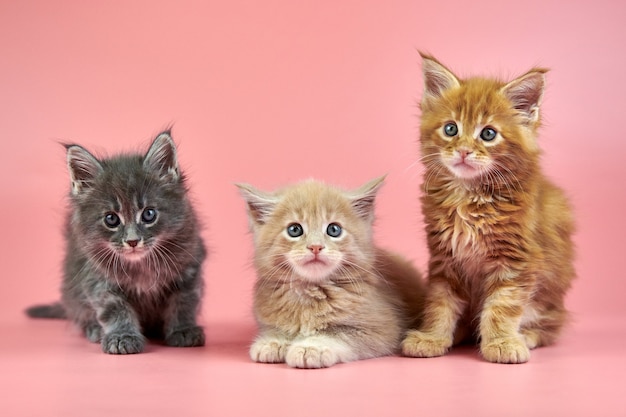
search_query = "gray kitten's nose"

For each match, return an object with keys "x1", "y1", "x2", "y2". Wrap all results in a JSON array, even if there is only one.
[{"x1": 126, "y1": 240, "x2": 140, "y2": 248}]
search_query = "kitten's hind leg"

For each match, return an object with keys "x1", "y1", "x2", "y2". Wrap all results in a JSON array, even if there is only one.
[
  {"x1": 250, "y1": 330, "x2": 290, "y2": 363},
  {"x1": 520, "y1": 306, "x2": 568, "y2": 349},
  {"x1": 285, "y1": 335, "x2": 358, "y2": 369},
  {"x1": 83, "y1": 321, "x2": 103, "y2": 343},
  {"x1": 163, "y1": 283, "x2": 205, "y2": 348}
]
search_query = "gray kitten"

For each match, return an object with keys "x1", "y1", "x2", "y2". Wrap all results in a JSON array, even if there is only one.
[{"x1": 26, "y1": 131, "x2": 206, "y2": 354}]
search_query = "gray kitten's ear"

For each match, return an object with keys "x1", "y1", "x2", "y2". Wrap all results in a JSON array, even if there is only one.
[
  {"x1": 501, "y1": 68, "x2": 547, "y2": 125},
  {"x1": 144, "y1": 131, "x2": 180, "y2": 181},
  {"x1": 66, "y1": 144, "x2": 103, "y2": 195},
  {"x1": 235, "y1": 183, "x2": 279, "y2": 225},
  {"x1": 420, "y1": 52, "x2": 460, "y2": 102},
  {"x1": 348, "y1": 175, "x2": 386, "y2": 220}
]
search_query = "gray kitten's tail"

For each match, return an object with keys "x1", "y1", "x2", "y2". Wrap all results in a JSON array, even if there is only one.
[{"x1": 25, "y1": 302, "x2": 67, "y2": 319}]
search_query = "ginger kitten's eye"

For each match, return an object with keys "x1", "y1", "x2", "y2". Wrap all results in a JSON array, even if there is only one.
[
  {"x1": 287, "y1": 223, "x2": 304, "y2": 237},
  {"x1": 104, "y1": 212, "x2": 121, "y2": 228},
  {"x1": 326, "y1": 223, "x2": 342, "y2": 238},
  {"x1": 480, "y1": 127, "x2": 497, "y2": 141},
  {"x1": 443, "y1": 122, "x2": 458, "y2": 137},
  {"x1": 141, "y1": 208, "x2": 157, "y2": 224}
]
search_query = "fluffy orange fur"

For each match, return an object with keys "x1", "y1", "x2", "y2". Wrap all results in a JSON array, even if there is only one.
[
  {"x1": 401, "y1": 53, "x2": 575, "y2": 363},
  {"x1": 237, "y1": 178, "x2": 425, "y2": 368}
]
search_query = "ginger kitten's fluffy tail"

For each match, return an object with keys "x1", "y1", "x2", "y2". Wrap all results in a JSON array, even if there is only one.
[
  {"x1": 25, "y1": 302, "x2": 67, "y2": 319},
  {"x1": 375, "y1": 248, "x2": 426, "y2": 329}
]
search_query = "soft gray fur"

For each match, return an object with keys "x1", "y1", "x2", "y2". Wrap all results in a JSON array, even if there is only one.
[{"x1": 26, "y1": 131, "x2": 206, "y2": 354}]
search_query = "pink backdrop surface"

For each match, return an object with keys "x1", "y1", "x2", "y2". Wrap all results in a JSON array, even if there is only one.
[{"x1": 1, "y1": 1, "x2": 625, "y2": 416}]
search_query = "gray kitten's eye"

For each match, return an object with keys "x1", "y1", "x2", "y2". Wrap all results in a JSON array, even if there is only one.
[
  {"x1": 141, "y1": 208, "x2": 157, "y2": 224},
  {"x1": 443, "y1": 122, "x2": 458, "y2": 137},
  {"x1": 326, "y1": 223, "x2": 342, "y2": 238},
  {"x1": 480, "y1": 127, "x2": 497, "y2": 141},
  {"x1": 104, "y1": 212, "x2": 120, "y2": 228},
  {"x1": 287, "y1": 223, "x2": 304, "y2": 237}
]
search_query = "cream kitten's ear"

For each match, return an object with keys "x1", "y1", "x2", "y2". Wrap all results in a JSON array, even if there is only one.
[
  {"x1": 236, "y1": 183, "x2": 279, "y2": 225},
  {"x1": 501, "y1": 69, "x2": 548, "y2": 125},
  {"x1": 66, "y1": 144, "x2": 103, "y2": 195},
  {"x1": 420, "y1": 52, "x2": 460, "y2": 101},
  {"x1": 348, "y1": 176, "x2": 386, "y2": 220}
]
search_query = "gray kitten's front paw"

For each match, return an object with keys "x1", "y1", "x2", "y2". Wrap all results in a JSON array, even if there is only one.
[
  {"x1": 165, "y1": 326, "x2": 205, "y2": 347},
  {"x1": 102, "y1": 332, "x2": 145, "y2": 354}
]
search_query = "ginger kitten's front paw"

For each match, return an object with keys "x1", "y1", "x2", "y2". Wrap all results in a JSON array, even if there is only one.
[
  {"x1": 481, "y1": 337, "x2": 530, "y2": 364},
  {"x1": 165, "y1": 326, "x2": 205, "y2": 347},
  {"x1": 401, "y1": 330, "x2": 451, "y2": 358},
  {"x1": 102, "y1": 332, "x2": 145, "y2": 354},
  {"x1": 250, "y1": 338, "x2": 289, "y2": 363}
]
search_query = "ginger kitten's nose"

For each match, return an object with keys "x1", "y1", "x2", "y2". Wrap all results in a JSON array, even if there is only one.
[
  {"x1": 459, "y1": 149, "x2": 473, "y2": 160},
  {"x1": 308, "y1": 245, "x2": 324, "y2": 255}
]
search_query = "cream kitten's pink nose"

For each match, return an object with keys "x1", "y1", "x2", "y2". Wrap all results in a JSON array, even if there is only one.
[{"x1": 308, "y1": 244, "x2": 324, "y2": 254}]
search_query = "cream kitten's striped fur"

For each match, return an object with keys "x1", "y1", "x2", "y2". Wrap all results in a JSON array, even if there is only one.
[{"x1": 237, "y1": 177, "x2": 425, "y2": 368}]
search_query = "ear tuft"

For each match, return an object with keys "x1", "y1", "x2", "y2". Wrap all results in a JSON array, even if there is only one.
[
  {"x1": 501, "y1": 69, "x2": 548, "y2": 124},
  {"x1": 65, "y1": 144, "x2": 103, "y2": 195},
  {"x1": 236, "y1": 183, "x2": 278, "y2": 225},
  {"x1": 420, "y1": 52, "x2": 461, "y2": 102},
  {"x1": 144, "y1": 131, "x2": 180, "y2": 181},
  {"x1": 348, "y1": 176, "x2": 386, "y2": 220}
]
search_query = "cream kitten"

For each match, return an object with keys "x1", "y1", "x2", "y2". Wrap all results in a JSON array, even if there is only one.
[{"x1": 237, "y1": 177, "x2": 425, "y2": 368}]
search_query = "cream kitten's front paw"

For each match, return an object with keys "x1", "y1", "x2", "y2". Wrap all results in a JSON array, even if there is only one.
[
  {"x1": 481, "y1": 337, "x2": 530, "y2": 364},
  {"x1": 285, "y1": 336, "x2": 355, "y2": 369},
  {"x1": 286, "y1": 345, "x2": 338, "y2": 368},
  {"x1": 250, "y1": 337, "x2": 288, "y2": 363},
  {"x1": 401, "y1": 330, "x2": 451, "y2": 358}
]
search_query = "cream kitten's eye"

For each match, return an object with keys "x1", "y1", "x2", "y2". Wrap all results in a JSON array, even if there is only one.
[
  {"x1": 104, "y1": 212, "x2": 121, "y2": 228},
  {"x1": 443, "y1": 122, "x2": 458, "y2": 137},
  {"x1": 287, "y1": 223, "x2": 304, "y2": 237},
  {"x1": 480, "y1": 127, "x2": 497, "y2": 141},
  {"x1": 326, "y1": 223, "x2": 342, "y2": 238}
]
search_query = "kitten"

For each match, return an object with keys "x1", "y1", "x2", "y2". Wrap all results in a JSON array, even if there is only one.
[
  {"x1": 237, "y1": 177, "x2": 425, "y2": 368},
  {"x1": 26, "y1": 131, "x2": 206, "y2": 354},
  {"x1": 401, "y1": 53, "x2": 576, "y2": 363}
]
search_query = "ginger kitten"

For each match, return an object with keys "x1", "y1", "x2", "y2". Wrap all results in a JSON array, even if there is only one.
[
  {"x1": 237, "y1": 177, "x2": 425, "y2": 368},
  {"x1": 401, "y1": 54, "x2": 575, "y2": 363}
]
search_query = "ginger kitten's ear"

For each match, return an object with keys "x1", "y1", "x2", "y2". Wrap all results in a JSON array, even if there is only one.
[
  {"x1": 420, "y1": 52, "x2": 460, "y2": 102},
  {"x1": 501, "y1": 68, "x2": 548, "y2": 125},
  {"x1": 66, "y1": 144, "x2": 103, "y2": 195},
  {"x1": 348, "y1": 176, "x2": 386, "y2": 221},
  {"x1": 236, "y1": 183, "x2": 279, "y2": 225},
  {"x1": 144, "y1": 131, "x2": 180, "y2": 182}
]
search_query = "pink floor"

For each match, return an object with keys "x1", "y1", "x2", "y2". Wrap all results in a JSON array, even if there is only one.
[
  {"x1": 2, "y1": 314, "x2": 624, "y2": 417},
  {"x1": 2, "y1": 1, "x2": 626, "y2": 416}
]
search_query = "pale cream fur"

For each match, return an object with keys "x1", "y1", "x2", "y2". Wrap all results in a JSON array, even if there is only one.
[{"x1": 238, "y1": 178, "x2": 425, "y2": 368}]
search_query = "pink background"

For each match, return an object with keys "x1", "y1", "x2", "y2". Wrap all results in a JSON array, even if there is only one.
[{"x1": 1, "y1": 1, "x2": 625, "y2": 416}]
